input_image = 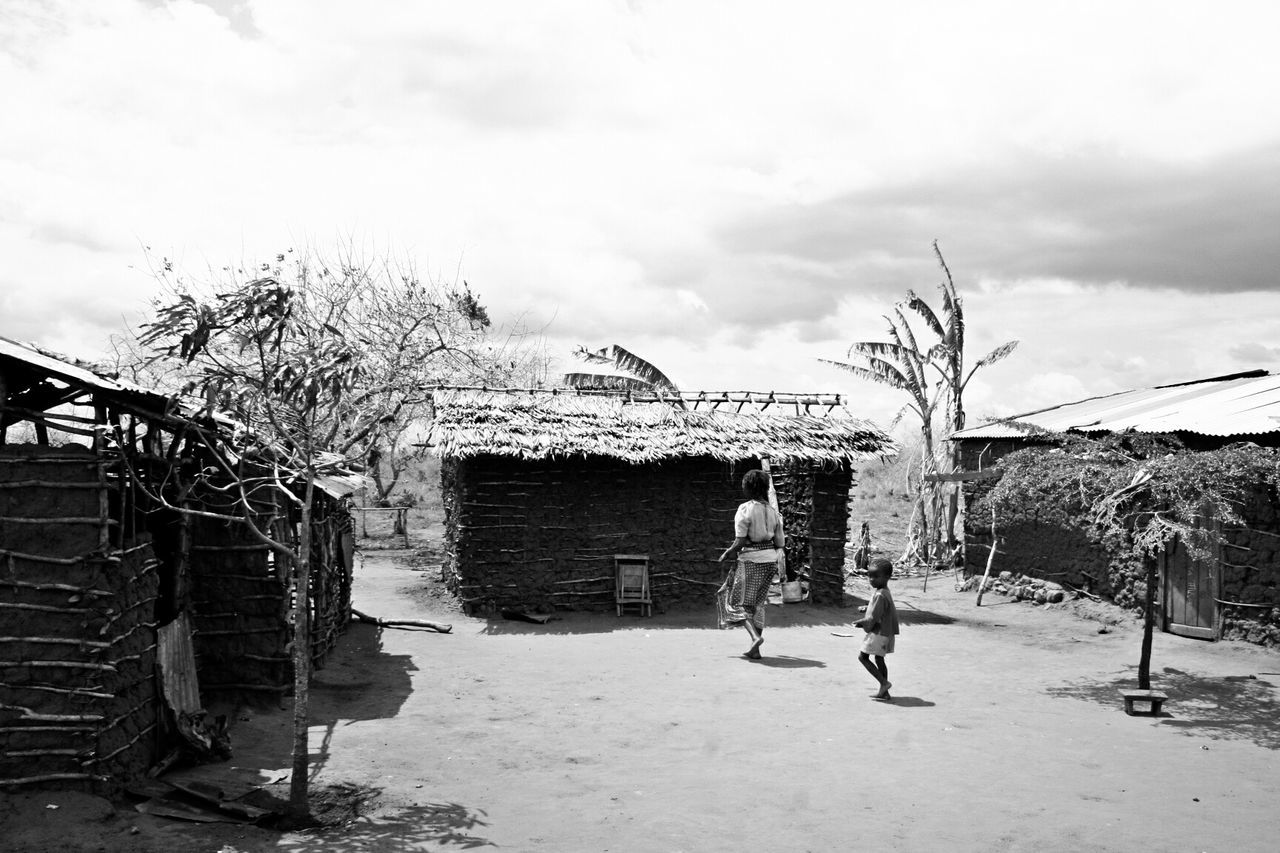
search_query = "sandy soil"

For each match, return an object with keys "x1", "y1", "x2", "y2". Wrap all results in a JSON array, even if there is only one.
[{"x1": 4, "y1": 548, "x2": 1279, "y2": 853}]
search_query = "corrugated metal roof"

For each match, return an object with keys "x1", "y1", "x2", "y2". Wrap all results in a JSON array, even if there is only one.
[
  {"x1": 0, "y1": 336, "x2": 166, "y2": 404},
  {"x1": 3, "y1": 336, "x2": 369, "y2": 490},
  {"x1": 952, "y1": 370, "x2": 1280, "y2": 440}
]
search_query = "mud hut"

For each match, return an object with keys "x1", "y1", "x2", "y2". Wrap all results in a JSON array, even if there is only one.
[
  {"x1": 427, "y1": 387, "x2": 893, "y2": 614},
  {"x1": 0, "y1": 337, "x2": 359, "y2": 791},
  {"x1": 951, "y1": 370, "x2": 1280, "y2": 644}
]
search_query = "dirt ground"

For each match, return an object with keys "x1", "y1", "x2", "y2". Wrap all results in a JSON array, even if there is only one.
[{"x1": 4, "y1": 546, "x2": 1279, "y2": 853}]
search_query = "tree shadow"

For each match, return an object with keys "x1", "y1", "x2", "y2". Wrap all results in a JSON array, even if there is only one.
[
  {"x1": 1045, "y1": 666, "x2": 1280, "y2": 750},
  {"x1": 276, "y1": 799, "x2": 495, "y2": 851},
  {"x1": 165, "y1": 622, "x2": 418, "y2": 797}
]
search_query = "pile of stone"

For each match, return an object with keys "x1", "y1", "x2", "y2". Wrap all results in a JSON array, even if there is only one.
[{"x1": 984, "y1": 571, "x2": 1068, "y2": 605}]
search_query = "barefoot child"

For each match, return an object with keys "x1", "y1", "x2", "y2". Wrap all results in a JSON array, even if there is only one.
[{"x1": 854, "y1": 558, "x2": 900, "y2": 700}]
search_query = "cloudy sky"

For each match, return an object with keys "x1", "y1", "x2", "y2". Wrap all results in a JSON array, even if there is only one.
[{"x1": 3, "y1": 0, "x2": 1279, "y2": 427}]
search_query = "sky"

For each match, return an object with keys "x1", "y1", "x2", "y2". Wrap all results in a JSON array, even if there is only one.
[{"x1": 3, "y1": 0, "x2": 1280, "y2": 428}]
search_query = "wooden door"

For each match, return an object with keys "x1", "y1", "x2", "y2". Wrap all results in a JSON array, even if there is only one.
[{"x1": 1162, "y1": 533, "x2": 1220, "y2": 640}]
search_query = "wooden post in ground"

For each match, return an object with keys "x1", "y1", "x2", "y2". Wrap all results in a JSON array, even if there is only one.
[
  {"x1": 1138, "y1": 554, "x2": 1157, "y2": 690},
  {"x1": 975, "y1": 511, "x2": 999, "y2": 606}
]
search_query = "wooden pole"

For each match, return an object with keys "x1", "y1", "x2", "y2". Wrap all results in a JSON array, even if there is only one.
[
  {"x1": 1138, "y1": 554, "x2": 1157, "y2": 690},
  {"x1": 975, "y1": 511, "x2": 999, "y2": 606}
]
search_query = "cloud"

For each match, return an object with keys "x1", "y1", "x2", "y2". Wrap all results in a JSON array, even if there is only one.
[
  {"x1": 6, "y1": 0, "x2": 1280, "y2": 426},
  {"x1": 713, "y1": 144, "x2": 1280, "y2": 304},
  {"x1": 28, "y1": 220, "x2": 116, "y2": 252},
  {"x1": 1228, "y1": 342, "x2": 1280, "y2": 364}
]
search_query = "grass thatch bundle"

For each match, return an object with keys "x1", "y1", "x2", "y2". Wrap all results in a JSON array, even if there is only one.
[{"x1": 426, "y1": 388, "x2": 894, "y2": 464}]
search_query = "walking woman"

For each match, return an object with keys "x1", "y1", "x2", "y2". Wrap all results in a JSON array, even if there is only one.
[{"x1": 718, "y1": 469, "x2": 786, "y2": 659}]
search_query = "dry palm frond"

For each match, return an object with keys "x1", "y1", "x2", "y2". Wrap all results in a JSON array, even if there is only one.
[{"x1": 425, "y1": 387, "x2": 893, "y2": 464}]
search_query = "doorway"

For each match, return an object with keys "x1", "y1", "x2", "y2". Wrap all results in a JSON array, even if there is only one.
[{"x1": 1161, "y1": 532, "x2": 1221, "y2": 640}]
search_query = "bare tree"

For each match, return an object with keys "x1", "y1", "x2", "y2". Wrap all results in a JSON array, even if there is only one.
[{"x1": 134, "y1": 245, "x2": 507, "y2": 821}]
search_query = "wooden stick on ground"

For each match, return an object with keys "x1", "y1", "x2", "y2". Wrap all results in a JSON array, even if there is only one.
[
  {"x1": 975, "y1": 510, "x2": 1000, "y2": 607},
  {"x1": 351, "y1": 608, "x2": 452, "y2": 633}
]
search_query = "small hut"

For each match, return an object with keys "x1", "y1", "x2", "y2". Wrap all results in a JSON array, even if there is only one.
[
  {"x1": 427, "y1": 387, "x2": 894, "y2": 614},
  {"x1": 0, "y1": 337, "x2": 359, "y2": 791}
]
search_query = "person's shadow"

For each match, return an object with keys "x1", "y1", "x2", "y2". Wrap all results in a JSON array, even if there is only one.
[
  {"x1": 876, "y1": 696, "x2": 935, "y2": 707},
  {"x1": 748, "y1": 655, "x2": 826, "y2": 669}
]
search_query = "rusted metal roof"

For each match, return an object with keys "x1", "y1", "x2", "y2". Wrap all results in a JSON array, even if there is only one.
[
  {"x1": 0, "y1": 336, "x2": 166, "y2": 404},
  {"x1": 952, "y1": 370, "x2": 1280, "y2": 439}
]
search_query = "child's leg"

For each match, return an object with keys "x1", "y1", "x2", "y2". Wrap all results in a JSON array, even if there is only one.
[
  {"x1": 873, "y1": 656, "x2": 891, "y2": 697},
  {"x1": 857, "y1": 652, "x2": 881, "y2": 682}
]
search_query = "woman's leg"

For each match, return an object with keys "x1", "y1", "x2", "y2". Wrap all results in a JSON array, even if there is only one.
[{"x1": 742, "y1": 607, "x2": 763, "y2": 657}]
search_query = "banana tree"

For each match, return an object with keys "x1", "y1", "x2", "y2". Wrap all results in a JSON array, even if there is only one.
[
  {"x1": 822, "y1": 303, "x2": 943, "y2": 564},
  {"x1": 904, "y1": 242, "x2": 1019, "y2": 556},
  {"x1": 824, "y1": 243, "x2": 1018, "y2": 567},
  {"x1": 563, "y1": 344, "x2": 679, "y2": 393}
]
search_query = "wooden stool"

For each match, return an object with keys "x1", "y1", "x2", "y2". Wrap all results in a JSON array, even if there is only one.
[{"x1": 1121, "y1": 690, "x2": 1168, "y2": 716}]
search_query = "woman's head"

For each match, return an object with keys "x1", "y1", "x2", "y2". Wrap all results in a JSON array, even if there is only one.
[{"x1": 741, "y1": 469, "x2": 771, "y2": 501}]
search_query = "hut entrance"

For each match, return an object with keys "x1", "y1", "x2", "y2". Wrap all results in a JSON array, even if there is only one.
[{"x1": 1161, "y1": 530, "x2": 1221, "y2": 641}]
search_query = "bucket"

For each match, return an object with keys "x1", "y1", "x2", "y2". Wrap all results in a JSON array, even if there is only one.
[{"x1": 781, "y1": 580, "x2": 804, "y2": 603}]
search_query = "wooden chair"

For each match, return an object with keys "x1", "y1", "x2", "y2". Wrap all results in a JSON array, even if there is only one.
[{"x1": 615, "y1": 554, "x2": 652, "y2": 617}]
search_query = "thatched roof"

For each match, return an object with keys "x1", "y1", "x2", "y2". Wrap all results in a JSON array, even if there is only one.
[{"x1": 425, "y1": 387, "x2": 895, "y2": 464}]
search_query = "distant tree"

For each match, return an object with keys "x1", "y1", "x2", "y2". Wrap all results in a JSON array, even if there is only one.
[
  {"x1": 133, "y1": 245, "x2": 507, "y2": 822},
  {"x1": 823, "y1": 243, "x2": 1017, "y2": 567},
  {"x1": 562, "y1": 344, "x2": 679, "y2": 393}
]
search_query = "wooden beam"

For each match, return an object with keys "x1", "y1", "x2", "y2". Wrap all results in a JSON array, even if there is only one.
[{"x1": 924, "y1": 468, "x2": 1001, "y2": 483}]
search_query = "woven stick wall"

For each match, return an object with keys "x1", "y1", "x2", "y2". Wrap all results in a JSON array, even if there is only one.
[
  {"x1": 0, "y1": 446, "x2": 161, "y2": 791},
  {"x1": 187, "y1": 500, "x2": 288, "y2": 700},
  {"x1": 308, "y1": 492, "x2": 353, "y2": 670},
  {"x1": 440, "y1": 455, "x2": 860, "y2": 613}
]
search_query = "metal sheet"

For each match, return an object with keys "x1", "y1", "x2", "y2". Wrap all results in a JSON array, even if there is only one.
[{"x1": 954, "y1": 371, "x2": 1280, "y2": 439}]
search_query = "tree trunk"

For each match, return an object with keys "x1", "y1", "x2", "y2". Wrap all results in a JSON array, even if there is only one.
[
  {"x1": 1138, "y1": 555, "x2": 1156, "y2": 691},
  {"x1": 287, "y1": 476, "x2": 315, "y2": 821},
  {"x1": 916, "y1": 427, "x2": 936, "y2": 563}
]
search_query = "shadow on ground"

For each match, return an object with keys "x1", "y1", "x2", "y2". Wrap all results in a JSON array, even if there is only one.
[
  {"x1": 277, "y1": 794, "x2": 495, "y2": 851},
  {"x1": 165, "y1": 622, "x2": 418, "y2": 797},
  {"x1": 749, "y1": 655, "x2": 826, "y2": 669},
  {"x1": 1046, "y1": 666, "x2": 1280, "y2": 750},
  {"x1": 479, "y1": 595, "x2": 955, "y2": 635}
]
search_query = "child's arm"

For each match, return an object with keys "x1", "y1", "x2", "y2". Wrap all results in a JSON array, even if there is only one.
[{"x1": 853, "y1": 593, "x2": 883, "y2": 632}]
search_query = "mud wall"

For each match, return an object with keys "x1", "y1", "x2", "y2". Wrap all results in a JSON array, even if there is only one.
[
  {"x1": 0, "y1": 447, "x2": 161, "y2": 791},
  {"x1": 441, "y1": 455, "x2": 852, "y2": 613},
  {"x1": 958, "y1": 439, "x2": 1280, "y2": 644},
  {"x1": 772, "y1": 461, "x2": 853, "y2": 604},
  {"x1": 186, "y1": 489, "x2": 352, "y2": 702},
  {"x1": 187, "y1": 513, "x2": 289, "y2": 702},
  {"x1": 1221, "y1": 485, "x2": 1280, "y2": 646}
]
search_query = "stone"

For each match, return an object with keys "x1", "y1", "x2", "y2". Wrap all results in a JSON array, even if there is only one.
[{"x1": 1048, "y1": 590, "x2": 1065, "y2": 604}]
